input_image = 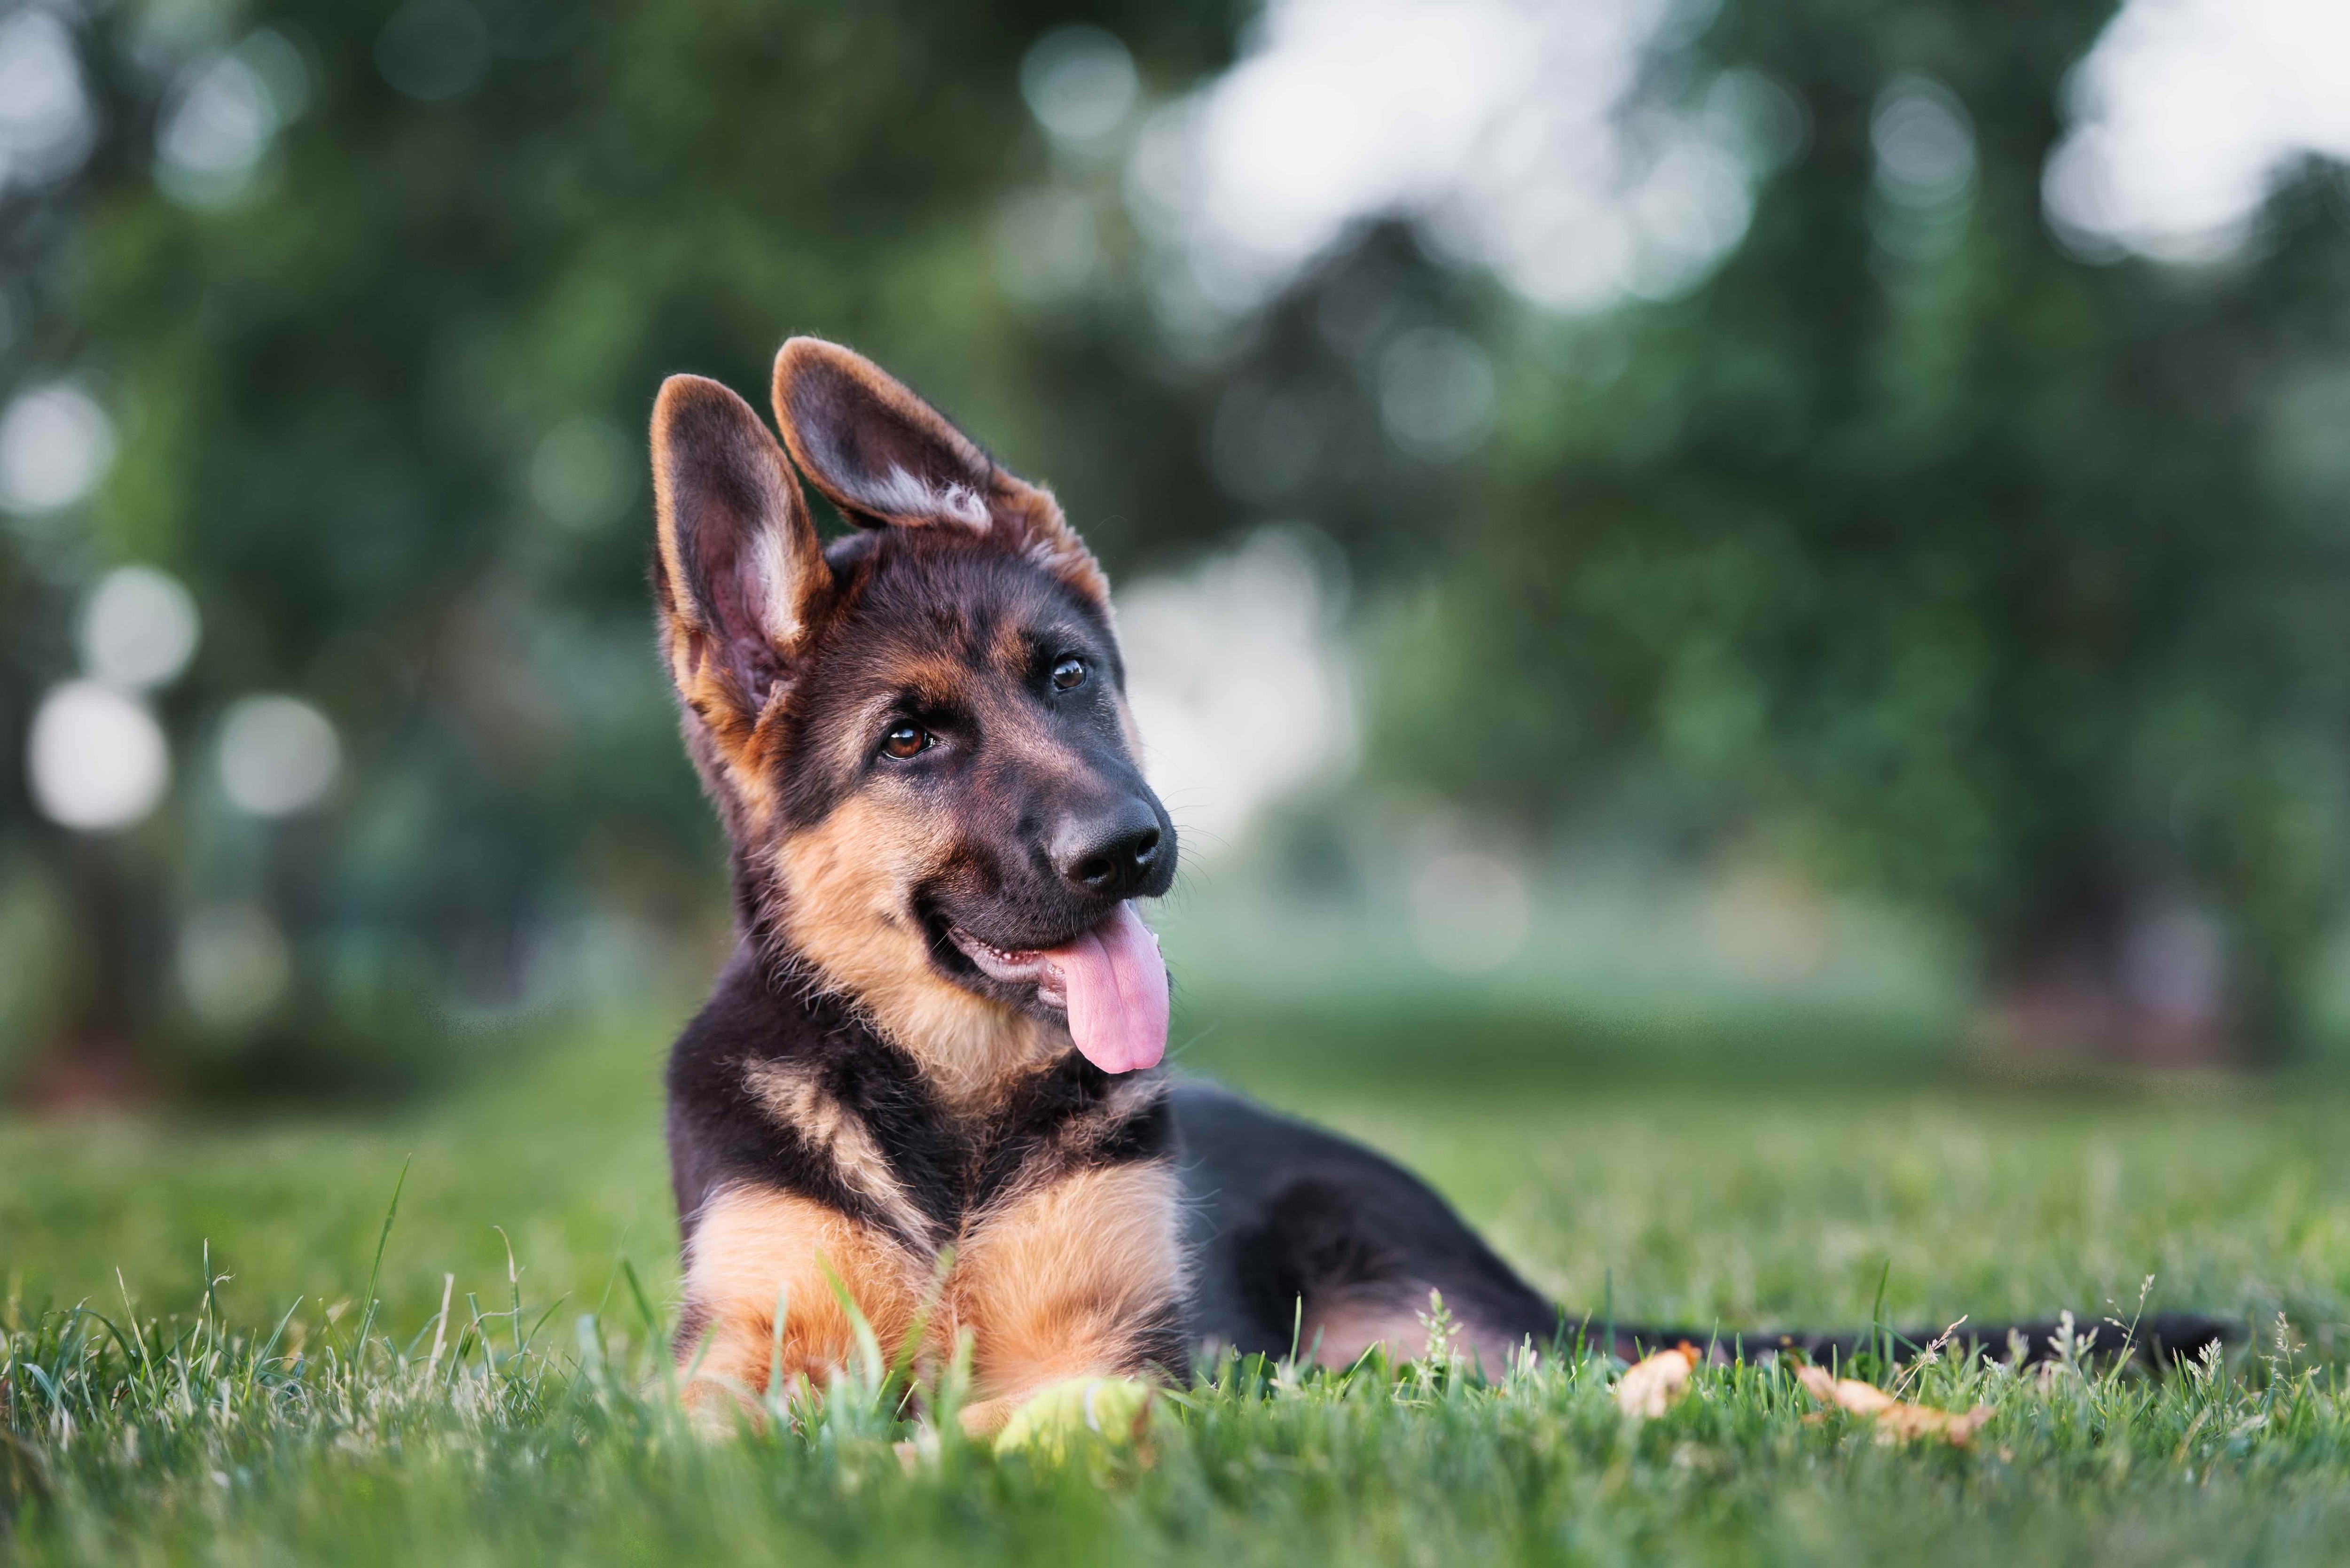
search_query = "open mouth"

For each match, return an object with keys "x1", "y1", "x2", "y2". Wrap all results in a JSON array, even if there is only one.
[
  {"x1": 937, "y1": 905, "x2": 1171, "y2": 1076},
  {"x1": 946, "y1": 927, "x2": 1073, "y2": 1008}
]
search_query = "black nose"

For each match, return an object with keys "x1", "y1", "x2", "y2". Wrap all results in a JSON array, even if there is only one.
[{"x1": 1052, "y1": 799, "x2": 1167, "y2": 898}]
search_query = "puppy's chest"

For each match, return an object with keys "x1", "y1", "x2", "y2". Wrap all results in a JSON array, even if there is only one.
[
  {"x1": 741, "y1": 1051, "x2": 1175, "y2": 1259},
  {"x1": 697, "y1": 1053, "x2": 1187, "y2": 1374}
]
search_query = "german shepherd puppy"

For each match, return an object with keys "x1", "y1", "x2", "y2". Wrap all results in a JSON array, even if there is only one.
[{"x1": 651, "y1": 338, "x2": 2230, "y2": 1432}]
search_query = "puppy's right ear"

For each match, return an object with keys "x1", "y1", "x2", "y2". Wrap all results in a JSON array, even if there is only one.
[{"x1": 650, "y1": 375, "x2": 830, "y2": 780}]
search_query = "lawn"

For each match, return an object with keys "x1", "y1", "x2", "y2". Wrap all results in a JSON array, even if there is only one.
[{"x1": 6, "y1": 1005, "x2": 2350, "y2": 1565}]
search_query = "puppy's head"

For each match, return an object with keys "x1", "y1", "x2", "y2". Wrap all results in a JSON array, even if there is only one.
[{"x1": 650, "y1": 339, "x2": 1175, "y2": 1089}]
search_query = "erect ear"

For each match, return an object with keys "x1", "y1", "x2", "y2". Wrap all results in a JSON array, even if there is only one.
[
  {"x1": 649, "y1": 374, "x2": 830, "y2": 761},
  {"x1": 770, "y1": 336, "x2": 1108, "y2": 603}
]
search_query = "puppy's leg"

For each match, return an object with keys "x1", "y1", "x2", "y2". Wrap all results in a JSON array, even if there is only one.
[
  {"x1": 1254, "y1": 1174, "x2": 1559, "y2": 1376},
  {"x1": 952, "y1": 1162, "x2": 1190, "y2": 1438},
  {"x1": 674, "y1": 1183, "x2": 922, "y2": 1427},
  {"x1": 1176, "y1": 1085, "x2": 1562, "y2": 1372}
]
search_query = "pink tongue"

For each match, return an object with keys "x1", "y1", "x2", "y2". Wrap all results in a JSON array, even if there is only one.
[{"x1": 1040, "y1": 903, "x2": 1168, "y2": 1074}]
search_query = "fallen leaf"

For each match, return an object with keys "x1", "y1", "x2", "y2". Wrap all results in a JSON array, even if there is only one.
[
  {"x1": 1795, "y1": 1364, "x2": 1991, "y2": 1446},
  {"x1": 1614, "y1": 1344, "x2": 1698, "y2": 1419}
]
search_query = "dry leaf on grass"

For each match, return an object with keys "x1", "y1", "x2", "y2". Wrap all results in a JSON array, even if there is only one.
[
  {"x1": 1795, "y1": 1364, "x2": 1992, "y2": 1445},
  {"x1": 1614, "y1": 1344, "x2": 1699, "y2": 1419}
]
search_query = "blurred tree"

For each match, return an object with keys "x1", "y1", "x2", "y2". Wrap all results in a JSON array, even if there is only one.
[
  {"x1": 9, "y1": 0, "x2": 2348, "y2": 1092},
  {"x1": 0, "y1": 0, "x2": 1239, "y2": 1097},
  {"x1": 1344, "y1": 1, "x2": 2350, "y2": 1062}
]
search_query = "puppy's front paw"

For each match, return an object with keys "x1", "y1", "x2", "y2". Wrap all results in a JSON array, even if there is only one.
[{"x1": 991, "y1": 1376, "x2": 1154, "y2": 1460}]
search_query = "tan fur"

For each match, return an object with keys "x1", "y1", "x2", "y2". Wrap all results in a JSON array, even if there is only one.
[
  {"x1": 679, "y1": 1161, "x2": 1187, "y2": 1435},
  {"x1": 1112, "y1": 688, "x2": 1145, "y2": 764},
  {"x1": 983, "y1": 1073, "x2": 1170, "y2": 1205},
  {"x1": 1305, "y1": 1292, "x2": 1526, "y2": 1375},
  {"x1": 989, "y1": 470, "x2": 1110, "y2": 607},
  {"x1": 1305, "y1": 1297, "x2": 1435, "y2": 1368},
  {"x1": 677, "y1": 1184, "x2": 934, "y2": 1421},
  {"x1": 982, "y1": 694, "x2": 1098, "y2": 791},
  {"x1": 761, "y1": 616, "x2": 1125, "y2": 1106},
  {"x1": 648, "y1": 375, "x2": 830, "y2": 829},
  {"x1": 948, "y1": 1160, "x2": 1188, "y2": 1434},
  {"x1": 743, "y1": 1060, "x2": 934, "y2": 1245},
  {"x1": 774, "y1": 795, "x2": 1061, "y2": 1104},
  {"x1": 665, "y1": 341, "x2": 1183, "y2": 1440}
]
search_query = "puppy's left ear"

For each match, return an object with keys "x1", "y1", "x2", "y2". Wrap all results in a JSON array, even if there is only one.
[
  {"x1": 770, "y1": 336, "x2": 1107, "y2": 602},
  {"x1": 650, "y1": 374, "x2": 830, "y2": 788}
]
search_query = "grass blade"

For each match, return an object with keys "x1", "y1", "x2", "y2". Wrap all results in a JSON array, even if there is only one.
[{"x1": 350, "y1": 1156, "x2": 411, "y2": 1362}]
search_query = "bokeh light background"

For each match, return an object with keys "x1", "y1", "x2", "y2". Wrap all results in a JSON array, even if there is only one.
[{"x1": 4, "y1": 0, "x2": 2350, "y2": 1100}]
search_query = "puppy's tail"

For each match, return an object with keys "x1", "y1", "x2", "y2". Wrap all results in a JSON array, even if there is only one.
[{"x1": 1597, "y1": 1311, "x2": 2239, "y2": 1370}]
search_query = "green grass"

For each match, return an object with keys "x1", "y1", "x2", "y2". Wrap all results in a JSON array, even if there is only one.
[{"x1": 7, "y1": 1007, "x2": 2350, "y2": 1565}]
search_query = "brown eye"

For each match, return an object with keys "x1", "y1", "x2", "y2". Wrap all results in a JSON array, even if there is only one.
[
  {"x1": 1051, "y1": 657, "x2": 1087, "y2": 691},
  {"x1": 881, "y1": 724, "x2": 932, "y2": 760}
]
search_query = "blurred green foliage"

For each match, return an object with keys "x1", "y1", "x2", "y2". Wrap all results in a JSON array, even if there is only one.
[
  {"x1": 4, "y1": 0, "x2": 2349, "y2": 1091},
  {"x1": 0, "y1": 0, "x2": 1238, "y2": 1092},
  {"x1": 1288, "y1": 9, "x2": 2350, "y2": 1058}
]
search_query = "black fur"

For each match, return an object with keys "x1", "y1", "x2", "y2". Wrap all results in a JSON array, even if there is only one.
[
  {"x1": 671, "y1": 979, "x2": 2232, "y2": 1376},
  {"x1": 768, "y1": 530, "x2": 1130, "y2": 836},
  {"x1": 668, "y1": 943, "x2": 1176, "y2": 1257},
  {"x1": 1173, "y1": 1084, "x2": 2234, "y2": 1370},
  {"x1": 1175, "y1": 1083, "x2": 1553, "y2": 1362},
  {"x1": 654, "y1": 339, "x2": 2234, "y2": 1399}
]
